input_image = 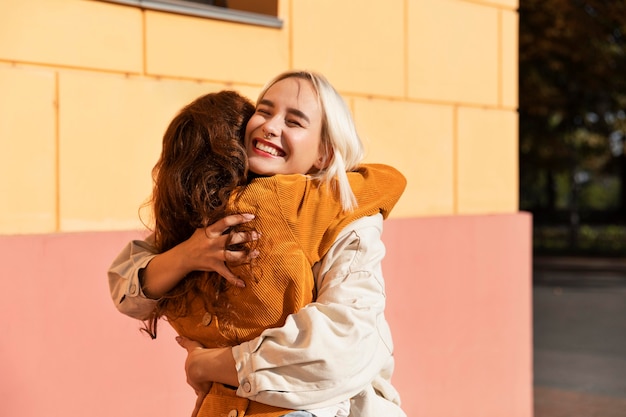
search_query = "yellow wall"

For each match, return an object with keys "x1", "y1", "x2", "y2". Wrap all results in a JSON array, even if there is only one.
[{"x1": 0, "y1": 0, "x2": 519, "y2": 234}]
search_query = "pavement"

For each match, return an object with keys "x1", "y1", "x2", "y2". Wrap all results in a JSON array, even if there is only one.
[{"x1": 533, "y1": 257, "x2": 626, "y2": 417}]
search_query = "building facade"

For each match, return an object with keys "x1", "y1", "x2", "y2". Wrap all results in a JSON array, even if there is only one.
[{"x1": 0, "y1": 0, "x2": 529, "y2": 416}]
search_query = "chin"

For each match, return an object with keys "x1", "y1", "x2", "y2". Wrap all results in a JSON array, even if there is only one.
[{"x1": 248, "y1": 165, "x2": 275, "y2": 177}]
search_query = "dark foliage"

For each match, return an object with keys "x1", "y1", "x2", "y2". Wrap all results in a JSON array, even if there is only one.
[{"x1": 519, "y1": 0, "x2": 626, "y2": 255}]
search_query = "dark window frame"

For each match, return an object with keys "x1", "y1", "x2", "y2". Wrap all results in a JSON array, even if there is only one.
[{"x1": 99, "y1": 0, "x2": 282, "y2": 28}]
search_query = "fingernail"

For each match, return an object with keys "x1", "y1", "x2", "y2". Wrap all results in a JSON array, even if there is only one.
[
  {"x1": 250, "y1": 249, "x2": 260, "y2": 258},
  {"x1": 236, "y1": 280, "x2": 246, "y2": 288},
  {"x1": 175, "y1": 336, "x2": 182, "y2": 344},
  {"x1": 243, "y1": 213, "x2": 255, "y2": 220}
]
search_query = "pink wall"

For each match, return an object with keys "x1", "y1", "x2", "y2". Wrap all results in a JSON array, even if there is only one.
[
  {"x1": 0, "y1": 230, "x2": 196, "y2": 417},
  {"x1": 383, "y1": 213, "x2": 533, "y2": 417},
  {"x1": 0, "y1": 213, "x2": 532, "y2": 417}
]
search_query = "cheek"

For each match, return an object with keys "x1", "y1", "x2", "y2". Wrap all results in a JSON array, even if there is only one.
[
  {"x1": 243, "y1": 121, "x2": 258, "y2": 147},
  {"x1": 243, "y1": 129, "x2": 251, "y2": 147},
  {"x1": 245, "y1": 115, "x2": 263, "y2": 136},
  {"x1": 305, "y1": 133, "x2": 323, "y2": 155}
]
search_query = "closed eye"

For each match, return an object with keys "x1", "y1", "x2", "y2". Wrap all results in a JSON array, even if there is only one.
[{"x1": 286, "y1": 119, "x2": 303, "y2": 127}]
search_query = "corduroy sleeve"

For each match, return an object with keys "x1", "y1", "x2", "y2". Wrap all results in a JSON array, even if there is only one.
[{"x1": 232, "y1": 214, "x2": 402, "y2": 412}]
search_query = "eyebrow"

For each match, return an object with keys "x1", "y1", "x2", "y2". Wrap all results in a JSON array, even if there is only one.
[{"x1": 258, "y1": 99, "x2": 311, "y2": 124}]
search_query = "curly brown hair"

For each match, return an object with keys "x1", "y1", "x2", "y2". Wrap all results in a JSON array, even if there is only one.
[{"x1": 143, "y1": 90, "x2": 255, "y2": 339}]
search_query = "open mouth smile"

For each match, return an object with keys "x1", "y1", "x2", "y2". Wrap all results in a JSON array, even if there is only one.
[{"x1": 254, "y1": 139, "x2": 286, "y2": 157}]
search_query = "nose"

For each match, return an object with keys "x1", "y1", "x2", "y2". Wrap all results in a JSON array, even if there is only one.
[{"x1": 261, "y1": 118, "x2": 280, "y2": 138}]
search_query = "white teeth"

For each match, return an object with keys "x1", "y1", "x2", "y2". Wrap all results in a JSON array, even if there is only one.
[{"x1": 255, "y1": 141, "x2": 281, "y2": 156}]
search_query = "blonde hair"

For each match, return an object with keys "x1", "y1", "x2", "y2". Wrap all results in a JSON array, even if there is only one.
[{"x1": 256, "y1": 70, "x2": 364, "y2": 211}]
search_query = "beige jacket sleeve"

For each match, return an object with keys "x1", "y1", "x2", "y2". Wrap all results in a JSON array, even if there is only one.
[
  {"x1": 108, "y1": 234, "x2": 158, "y2": 320},
  {"x1": 232, "y1": 214, "x2": 405, "y2": 416}
]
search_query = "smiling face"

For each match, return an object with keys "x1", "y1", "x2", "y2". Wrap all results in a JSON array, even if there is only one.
[{"x1": 244, "y1": 77, "x2": 325, "y2": 176}]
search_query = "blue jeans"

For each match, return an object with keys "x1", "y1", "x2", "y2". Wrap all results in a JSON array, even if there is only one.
[{"x1": 280, "y1": 412, "x2": 316, "y2": 417}]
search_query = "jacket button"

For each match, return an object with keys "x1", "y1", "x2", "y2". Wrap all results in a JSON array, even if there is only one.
[
  {"x1": 228, "y1": 410, "x2": 238, "y2": 417},
  {"x1": 242, "y1": 381, "x2": 251, "y2": 393}
]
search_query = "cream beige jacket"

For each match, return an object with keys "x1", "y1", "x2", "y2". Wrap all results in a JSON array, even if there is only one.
[{"x1": 108, "y1": 214, "x2": 405, "y2": 417}]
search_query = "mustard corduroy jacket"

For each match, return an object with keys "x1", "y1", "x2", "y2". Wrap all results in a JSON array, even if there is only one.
[{"x1": 168, "y1": 163, "x2": 406, "y2": 417}]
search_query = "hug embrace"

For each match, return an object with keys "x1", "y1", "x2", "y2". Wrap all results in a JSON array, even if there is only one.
[{"x1": 108, "y1": 70, "x2": 407, "y2": 417}]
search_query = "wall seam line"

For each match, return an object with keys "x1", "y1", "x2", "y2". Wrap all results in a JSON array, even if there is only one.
[
  {"x1": 404, "y1": 0, "x2": 409, "y2": 98},
  {"x1": 54, "y1": 72, "x2": 60, "y2": 231},
  {"x1": 498, "y1": 9, "x2": 503, "y2": 107},
  {"x1": 288, "y1": 0, "x2": 293, "y2": 69},
  {"x1": 142, "y1": 10, "x2": 148, "y2": 74},
  {"x1": 453, "y1": 105, "x2": 459, "y2": 215}
]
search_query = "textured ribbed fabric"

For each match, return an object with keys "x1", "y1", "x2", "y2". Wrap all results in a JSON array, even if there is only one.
[
  {"x1": 169, "y1": 164, "x2": 405, "y2": 346},
  {"x1": 167, "y1": 164, "x2": 406, "y2": 416},
  {"x1": 197, "y1": 382, "x2": 291, "y2": 417}
]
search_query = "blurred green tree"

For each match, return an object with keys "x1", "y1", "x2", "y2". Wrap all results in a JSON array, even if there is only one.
[{"x1": 519, "y1": 0, "x2": 626, "y2": 254}]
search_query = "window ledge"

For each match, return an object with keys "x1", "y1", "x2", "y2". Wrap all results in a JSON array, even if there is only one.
[{"x1": 100, "y1": 0, "x2": 283, "y2": 28}]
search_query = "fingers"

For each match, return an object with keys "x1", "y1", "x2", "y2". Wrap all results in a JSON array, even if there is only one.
[
  {"x1": 213, "y1": 264, "x2": 246, "y2": 288},
  {"x1": 182, "y1": 214, "x2": 259, "y2": 288},
  {"x1": 228, "y1": 230, "x2": 260, "y2": 247},
  {"x1": 176, "y1": 336, "x2": 205, "y2": 352},
  {"x1": 205, "y1": 213, "x2": 255, "y2": 237}
]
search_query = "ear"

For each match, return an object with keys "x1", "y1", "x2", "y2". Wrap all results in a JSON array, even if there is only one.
[{"x1": 313, "y1": 144, "x2": 334, "y2": 170}]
